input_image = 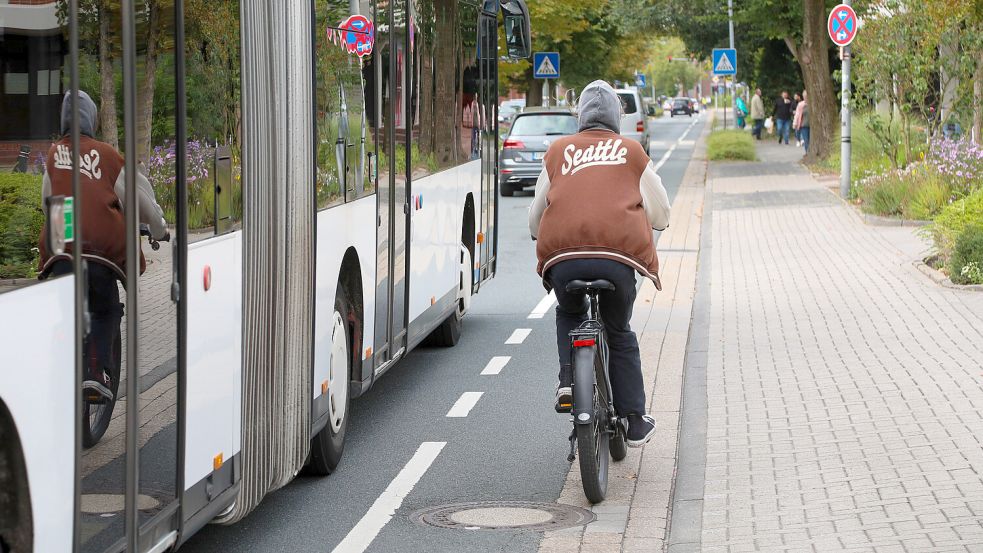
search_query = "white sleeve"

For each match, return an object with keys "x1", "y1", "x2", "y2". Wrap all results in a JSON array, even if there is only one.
[
  {"x1": 115, "y1": 168, "x2": 168, "y2": 239},
  {"x1": 640, "y1": 164, "x2": 670, "y2": 231},
  {"x1": 528, "y1": 168, "x2": 551, "y2": 239}
]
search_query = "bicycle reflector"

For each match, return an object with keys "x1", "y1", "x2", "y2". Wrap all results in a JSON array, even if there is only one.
[{"x1": 573, "y1": 338, "x2": 596, "y2": 347}]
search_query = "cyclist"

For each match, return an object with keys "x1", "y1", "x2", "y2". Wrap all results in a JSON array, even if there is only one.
[
  {"x1": 38, "y1": 90, "x2": 168, "y2": 401},
  {"x1": 528, "y1": 80, "x2": 670, "y2": 447}
]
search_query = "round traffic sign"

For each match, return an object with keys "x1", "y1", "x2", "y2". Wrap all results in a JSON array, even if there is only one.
[{"x1": 828, "y1": 4, "x2": 858, "y2": 46}]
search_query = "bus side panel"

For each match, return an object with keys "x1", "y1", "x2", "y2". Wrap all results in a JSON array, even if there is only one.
[
  {"x1": 313, "y1": 195, "x2": 377, "y2": 403},
  {"x1": 0, "y1": 278, "x2": 75, "y2": 552},
  {"x1": 407, "y1": 166, "x2": 470, "y2": 327},
  {"x1": 185, "y1": 232, "x2": 243, "y2": 489}
]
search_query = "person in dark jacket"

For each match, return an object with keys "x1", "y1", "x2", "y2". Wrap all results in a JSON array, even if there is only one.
[
  {"x1": 39, "y1": 90, "x2": 168, "y2": 401},
  {"x1": 528, "y1": 80, "x2": 670, "y2": 447},
  {"x1": 773, "y1": 91, "x2": 794, "y2": 145}
]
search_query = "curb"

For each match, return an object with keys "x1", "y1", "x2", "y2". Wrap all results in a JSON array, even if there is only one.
[{"x1": 913, "y1": 260, "x2": 983, "y2": 292}]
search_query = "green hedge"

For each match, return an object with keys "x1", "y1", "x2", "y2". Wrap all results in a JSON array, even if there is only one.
[
  {"x1": 0, "y1": 173, "x2": 44, "y2": 279},
  {"x1": 707, "y1": 130, "x2": 757, "y2": 161},
  {"x1": 926, "y1": 188, "x2": 983, "y2": 260},
  {"x1": 950, "y1": 225, "x2": 983, "y2": 285}
]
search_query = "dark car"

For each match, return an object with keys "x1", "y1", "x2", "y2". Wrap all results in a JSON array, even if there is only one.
[
  {"x1": 670, "y1": 98, "x2": 692, "y2": 117},
  {"x1": 499, "y1": 109, "x2": 578, "y2": 196}
]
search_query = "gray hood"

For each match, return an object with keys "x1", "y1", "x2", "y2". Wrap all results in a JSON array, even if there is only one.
[
  {"x1": 61, "y1": 90, "x2": 98, "y2": 138},
  {"x1": 577, "y1": 80, "x2": 621, "y2": 133}
]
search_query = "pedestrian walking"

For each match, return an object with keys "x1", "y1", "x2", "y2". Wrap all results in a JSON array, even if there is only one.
[
  {"x1": 792, "y1": 93, "x2": 803, "y2": 146},
  {"x1": 798, "y1": 90, "x2": 810, "y2": 153},
  {"x1": 750, "y1": 88, "x2": 765, "y2": 140},
  {"x1": 773, "y1": 91, "x2": 794, "y2": 145}
]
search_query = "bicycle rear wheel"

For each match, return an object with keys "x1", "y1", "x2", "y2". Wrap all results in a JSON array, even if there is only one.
[
  {"x1": 82, "y1": 331, "x2": 121, "y2": 448},
  {"x1": 573, "y1": 345, "x2": 609, "y2": 503}
]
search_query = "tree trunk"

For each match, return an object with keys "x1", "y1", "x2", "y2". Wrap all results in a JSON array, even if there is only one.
[
  {"x1": 797, "y1": 0, "x2": 838, "y2": 162},
  {"x1": 99, "y1": 7, "x2": 119, "y2": 149},
  {"x1": 525, "y1": 70, "x2": 542, "y2": 106},
  {"x1": 433, "y1": 0, "x2": 457, "y2": 167},
  {"x1": 136, "y1": 0, "x2": 160, "y2": 163}
]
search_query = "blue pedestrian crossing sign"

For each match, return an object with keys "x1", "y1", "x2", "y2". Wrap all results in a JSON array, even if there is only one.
[
  {"x1": 533, "y1": 52, "x2": 560, "y2": 79},
  {"x1": 712, "y1": 48, "x2": 737, "y2": 76}
]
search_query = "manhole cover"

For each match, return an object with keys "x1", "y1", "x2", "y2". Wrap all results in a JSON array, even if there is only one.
[{"x1": 411, "y1": 501, "x2": 594, "y2": 531}]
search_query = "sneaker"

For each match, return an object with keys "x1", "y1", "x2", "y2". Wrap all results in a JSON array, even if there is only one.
[
  {"x1": 84, "y1": 358, "x2": 113, "y2": 402},
  {"x1": 626, "y1": 414, "x2": 656, "y2": 447},
  {"x1": 554, "y1": 364, "x2": 573, "y2": 413}
]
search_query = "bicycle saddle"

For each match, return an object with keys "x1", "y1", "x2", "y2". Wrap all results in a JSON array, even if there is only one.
[{"x1": 565, "y1": 279, "x2": 616, "y2": 293}]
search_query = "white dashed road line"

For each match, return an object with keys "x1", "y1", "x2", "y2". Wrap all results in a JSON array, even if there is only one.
[
  {"x1": 653, "y1": 116, "x2": 701, "y2": 171},
  {"x1": 446, "y1": 392, "x2": 483, "y2": 418},
  {"x1": 480, "y1": 356, "x2": 511, "y2": 375},
  {"x1": 505, "y1": 328, "x2": 532, "y2": 345},
  {"x1": 528, "y1": 292, "x2": 556, "y2": 319},
  {"x1": 331, "y1": 442, "x2": 447, "y2": 553}
]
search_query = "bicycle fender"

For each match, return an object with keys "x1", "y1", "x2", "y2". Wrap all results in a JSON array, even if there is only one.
[{"x1": 572, "y1": 345, "x2": 597, "y2": 426}]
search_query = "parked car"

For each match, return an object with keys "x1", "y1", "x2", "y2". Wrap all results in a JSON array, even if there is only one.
[
  {"x1": 615, "y1": 88, "x2": 651, "y2": 154},
  {"x1": 498, "y1": 99, "x2": 526, "y2": 125},
  {"x1": 499, "y1": 108, "x2": 578, "y2": 196},
  {"x1": 671, "y1": 97, "x2": 693, "y2": 117}
]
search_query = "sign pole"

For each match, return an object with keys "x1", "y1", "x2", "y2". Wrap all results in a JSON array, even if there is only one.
[
  {"x1": 542, "y1": 79, "x2": 550, "y2": 108},
  {"x1": 840, "y1": 45, "x2": 852, "y2": 198},
  {"x1": 728, "y1": 0, "x2": 735, "y2": 130}
]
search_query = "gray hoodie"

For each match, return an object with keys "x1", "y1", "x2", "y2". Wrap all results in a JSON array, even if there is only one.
[
  {"x1": 577, "y1": 80, "x2": 622, "y2": 133},
  {"x1": 61, "y1": 89, "x2": 98, "y2": 137}
]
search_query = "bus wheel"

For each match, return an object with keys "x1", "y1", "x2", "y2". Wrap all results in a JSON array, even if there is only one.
[
  {"x1": 424, "y1": 243, "x2": 472, "y2": 347},
  {"x1": 307, "y1": 290, "x2": 351, "y2": 475}
]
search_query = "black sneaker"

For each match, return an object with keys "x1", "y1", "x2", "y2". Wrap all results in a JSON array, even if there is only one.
[
  {"x1": 626, "y1": 414, "x2": 656, "y2": 447},
  {"x1": 83, "y1": 362, "x2": 113, "y2": 403},
  {"x1": 554, "y1": 364, "x2": 573, "y2": 413}
]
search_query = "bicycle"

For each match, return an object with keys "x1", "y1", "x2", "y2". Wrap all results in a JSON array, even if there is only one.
[
  {"x1": 40, "y1": 225, "x2": 168, "y2": 448},
  {"x1": 562, "y1": 278, "x2": 628, "y2": 504}
]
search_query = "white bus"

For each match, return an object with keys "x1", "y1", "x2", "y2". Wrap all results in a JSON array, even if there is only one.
[{"x1": 0, "y1": 0, "x2": 530, "y2": 551}]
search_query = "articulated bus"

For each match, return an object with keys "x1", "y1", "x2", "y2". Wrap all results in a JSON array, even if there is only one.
[{"x1": 0, "y1": 0, "x2": 530, "y2": 551}]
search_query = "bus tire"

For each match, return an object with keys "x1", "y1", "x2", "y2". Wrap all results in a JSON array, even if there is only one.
[
  {"x1": 424, "y1": 243, "x2": 472, "y2": 347},
  {"x1": 306, "y1": 289, "x2": 351, "y2": 475}
]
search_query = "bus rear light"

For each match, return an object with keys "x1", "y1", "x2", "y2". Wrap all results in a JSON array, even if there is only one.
[
  {"x1": 503, "y1": 138, "x2": 525, "y2": 149},
  {"x1": 477, "y1": 232, "x2": 485, "y2": 244},
  {"x1": 214, "y1": 453, "x2": 224, "y2": 471},
  {"x1": 636, "y1": 121, "x2": 644, "y2": 132},
  {"x1": 573, "y1": 338, "x2": 596, "y2": 347},
  {"x1": 321, "y1": 380, "x2": 329, "y2": 394},
  {"x1": 203, "y1": 265, "x2": 212, "y2": 291}
]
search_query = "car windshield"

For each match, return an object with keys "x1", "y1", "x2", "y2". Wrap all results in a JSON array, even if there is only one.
[
  {"x1": 673, "y1": 99, "x2": 687, "y2": 106},
  {"x1": 617, "y1": 93, "x2": 638, "y2": 114},
  {"x1": 509, "y1": 114, "x2": 578, "y2": 136}
]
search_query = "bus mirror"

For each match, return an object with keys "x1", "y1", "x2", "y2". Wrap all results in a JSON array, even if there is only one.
[
  {"x1": 501, "y1": 0, "x2": 531, "y2": 59},
  {"x1": 45, "y1": 195, "x2": 70, "y2": 256}
]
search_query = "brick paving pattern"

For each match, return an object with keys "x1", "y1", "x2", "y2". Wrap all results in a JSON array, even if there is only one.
[{"x1": 701, "y1": 142, "x2": 983, "y2": 552}]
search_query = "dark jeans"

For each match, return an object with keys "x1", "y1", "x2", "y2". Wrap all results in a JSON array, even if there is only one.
[
  {"x1": 49, "y1": 260, "x2": 123, "y2": 374},
  {"x1": 752, "y1": 119, "x2": 764, "y2": 139},
  {"x1": 801, "y1": 126, "x2": 811, "y2": 152},
  {"x1": 547, "y1": 258, "x2": 645, "y2": 416}
]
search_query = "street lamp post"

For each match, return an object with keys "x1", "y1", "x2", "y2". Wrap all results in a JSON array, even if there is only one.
[{"x1": 728, "y1": 0, "x2": 735, "y2": 130}]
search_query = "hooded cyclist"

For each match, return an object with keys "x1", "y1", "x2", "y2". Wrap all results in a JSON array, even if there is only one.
[
  {"x1": 529, "y1": 80, "x2": 670, "y2": 447},
  {"x1": 38, "y1": 90, "x2": 168, "y2": 401}
]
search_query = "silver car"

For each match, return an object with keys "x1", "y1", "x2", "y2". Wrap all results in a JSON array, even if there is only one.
[{"x1": 499, "y1": 109, "x2": 578, "y2": 197}]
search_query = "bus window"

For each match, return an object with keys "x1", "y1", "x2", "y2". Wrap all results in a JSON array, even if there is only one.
[
  {"x1": 0, "y1": 3, "x2": 64, "y2": 295},
  {"x1": 315, "y1": 0, "x2": 372, "y2": 208}
]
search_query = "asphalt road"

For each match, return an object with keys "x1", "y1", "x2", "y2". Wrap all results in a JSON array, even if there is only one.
[{"x1": 180, "y1": 112, "x2": 704, "y2": 553}]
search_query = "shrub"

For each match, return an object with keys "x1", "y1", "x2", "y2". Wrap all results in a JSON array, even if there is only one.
[
  {"x1": 949, "y1": 225, "x2": 983, "y2": 285},
  {"x1": 707, "y1": 130, "x2": 756, "y2": 161},
  {"x1": 857, "y1": 176, "x2": 912, "y2": 216},
  {"x1": 908, "y1": 178, "x2": 953, "y2": 221},
  {"x1": 928, "y1": 137, "x2": 983, "y2": 197},
  {"x1": 0, "y1": 173, "x2": 44, "y2": 279},
  {"x1": 927, "y1": 188, "x2": 983, "y2": 259}
]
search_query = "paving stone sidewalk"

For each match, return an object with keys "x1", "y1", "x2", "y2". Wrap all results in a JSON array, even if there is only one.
[{"x1": 684, "y1": 141, "x2": 983, "y2": 552}]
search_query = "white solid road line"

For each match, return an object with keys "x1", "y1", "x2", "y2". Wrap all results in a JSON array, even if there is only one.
[
  {"x1": 331, "y1": 441, "x2": 446, "y2": 553},
  {"x1": 528, "y1": 292, "x2": 556, "y2": 319},
  {"x1": 446, "y1": 392, "x2": 483, "y2": 417},
  {"x1": 480, "y1": 356, "x2": 511, "y2": 375},
  {"x1": 505, "y1": 328, "x2": 532, "y2": 345},
  {"x1": 654, "y1": 117, "x2": 701, "y2": 172}
]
